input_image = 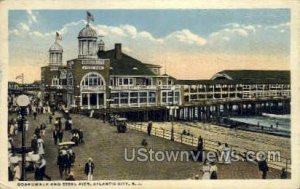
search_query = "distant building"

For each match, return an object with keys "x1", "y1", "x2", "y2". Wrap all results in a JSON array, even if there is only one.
[{"x1": 177, "y1": 70, "x2": 290, "y2": 104}]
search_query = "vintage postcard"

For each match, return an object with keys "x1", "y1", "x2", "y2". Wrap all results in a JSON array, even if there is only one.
[{"x1": 0, "y1": 0, "x2": 300, "y2": 189}]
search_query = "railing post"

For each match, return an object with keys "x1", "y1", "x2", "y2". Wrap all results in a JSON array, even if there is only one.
[
  {"x1": 162, "y1": 129, "x2": 164, "y2": 139},
  {"x1": 180, "y1": 134, "x2": 183, "y2": 143}
]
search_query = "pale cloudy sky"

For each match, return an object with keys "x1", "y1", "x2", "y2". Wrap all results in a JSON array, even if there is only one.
[{"x1": 9, "y1": 9, "x2": 290, "y2": 83}]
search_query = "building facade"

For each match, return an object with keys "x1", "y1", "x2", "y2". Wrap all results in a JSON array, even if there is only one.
[
  {"x1": 177, "y1": 70, "x2": 290, "y2": 104},
  {"x1": 41, "y1": 21, "x2": 181, "y2": 110}
]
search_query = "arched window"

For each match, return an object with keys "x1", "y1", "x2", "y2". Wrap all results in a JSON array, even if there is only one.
[
  {"x1": 158, "y1": 80, "x2": 162, "y2": 86},
  {"x1": 80, "y1": 72, "x2": 105, "y2": 86},
  {"x1": 52, "y1": 76, "x2": 59, "y2": 86}
]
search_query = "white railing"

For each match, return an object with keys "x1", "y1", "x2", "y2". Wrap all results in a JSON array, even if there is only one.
[
  {"x1": 80, "y1": 85, "x2": 106, "y2": 91},
  {"x1": 127, "y1": 123, "x2": 291, "y2": 173},
  {"x1": 111, "y1": 85, "x2": 157, "y2": 90},
  {"x1": 159, "y1": 85, "x2": 181, "y2": 90}
]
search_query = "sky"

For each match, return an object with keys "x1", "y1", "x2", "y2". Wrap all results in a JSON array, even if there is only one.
[{"x1": 9, "y1": 9, "x2": 290, "y2": 83}]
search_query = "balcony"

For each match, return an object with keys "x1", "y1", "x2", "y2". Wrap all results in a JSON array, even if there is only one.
[
  {"x1": 158, "y1": 85, "x2": 181, "y2": 90},
  {"x1": 110, "y1": 85, "x2": 157, "y2": 90},
  {"x1": 80, "y1": 85, "x2": 106, "y2": 91}
]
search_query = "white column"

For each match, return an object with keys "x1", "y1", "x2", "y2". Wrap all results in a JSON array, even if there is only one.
[
  {"x1": 87, "y1": 93, "x2": 90, "y2": 109},
  {"x1": 96, "y1": 93, "x2": 99, "y2": 109},
  {"x1": 138, "y1": 92, "x2": 140, "y2": 107}
]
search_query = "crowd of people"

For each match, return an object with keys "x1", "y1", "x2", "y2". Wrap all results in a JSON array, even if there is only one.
[
  {"x1": 8, "y1": 98, "x2": 53, "y2": 181},
  {"x1": 7, "y1": 97, "x2": 92, "y2": 181}
]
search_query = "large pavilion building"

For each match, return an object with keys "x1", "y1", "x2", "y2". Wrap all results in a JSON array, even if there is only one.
[{"x1": 41, "y1": 21, "x2": 181, "y2": 112}]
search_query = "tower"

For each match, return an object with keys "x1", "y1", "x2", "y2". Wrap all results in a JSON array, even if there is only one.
[
  {"x1": 98, "y1": 37, "x2": 105, "y2": 52},
  {"x1": 49, "y1": 39, "x2": 63, "y2": 67},
  {"x1": 78, "y1": 23, "x2": 98, "y2": 58}
]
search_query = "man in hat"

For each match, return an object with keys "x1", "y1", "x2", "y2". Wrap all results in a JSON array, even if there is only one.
[{"x1": 84, "y1": 158, "x2": 95, "y2": 181}]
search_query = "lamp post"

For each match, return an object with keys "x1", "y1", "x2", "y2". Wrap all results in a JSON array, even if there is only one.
[
  {"x1": 16, "y1": 94, "x2": 30, "y2": 181},
  {"x1": 167, "y1": 105, "x2": 179, "y2": 141}
]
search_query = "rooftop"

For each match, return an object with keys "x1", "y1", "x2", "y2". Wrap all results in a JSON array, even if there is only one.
[{"x1": 98, "y1": 49, "x2": 157, "y2": 76}]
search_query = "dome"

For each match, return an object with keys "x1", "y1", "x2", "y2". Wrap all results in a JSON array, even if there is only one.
[
  {"x1": 49, "y1": 42, "x2": 63, "y2": 51},
  {"x1": 98, "y1": 39, "x2": 104, "y2": 45},
  {"x1": 78, "y1": 24, "x2": 97, "y2": 38}
]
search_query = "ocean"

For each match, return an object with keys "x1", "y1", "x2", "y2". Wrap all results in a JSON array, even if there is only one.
[{"x1": 229, "y1": 113, "x2": 290, "y2": 136}]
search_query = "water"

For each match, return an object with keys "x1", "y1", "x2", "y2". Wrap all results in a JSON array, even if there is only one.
[{"x1": 229, "y1": 114, "x2": 290, "y2": 136}]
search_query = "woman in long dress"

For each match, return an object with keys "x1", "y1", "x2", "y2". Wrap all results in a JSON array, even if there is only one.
[
  {"x1": 202, "y1": 160, "x2": 211, "y2": 179},
  {"x1": 37, "y1": 137, "x2": 45, "y2": 155},
  {"x1": 223, "y1": 143, "x2": 231, "y2": 164}
]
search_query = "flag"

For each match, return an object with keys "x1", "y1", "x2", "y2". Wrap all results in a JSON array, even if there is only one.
[
  {"x1": 16, "y1": 74, "x2": 23, "y2": 80},
  {"x1": 56, "y1": 32, "x2": 62, "y2": 41},
  {"x1": 87, "y1": 11, "x2": 94, "y2": 22}
]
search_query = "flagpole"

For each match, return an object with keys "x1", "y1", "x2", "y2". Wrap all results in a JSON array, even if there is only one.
[{"x1": 22, "y1": 73, "x2": 24, "y2": 85}]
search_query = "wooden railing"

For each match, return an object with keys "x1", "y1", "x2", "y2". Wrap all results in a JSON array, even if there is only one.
[{"x1": 127, "y1": 123, "x2": 291, "y2": 173}]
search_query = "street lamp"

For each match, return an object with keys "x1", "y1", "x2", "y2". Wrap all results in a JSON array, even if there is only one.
[
  {"x1": 167, "y1": 105, "x2": 179, "y2": 141},
  {"x1": 16, "y1": 94, "x2": 30, "y2": 181}
]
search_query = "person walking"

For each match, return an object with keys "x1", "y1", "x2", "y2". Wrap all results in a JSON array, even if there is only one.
[
  {"x1": 37, "y1": 136, "x2": 45, "y2": 155},
  {"x1": 85, "y1": 158, "x2": 95, "y2": 181},
  {"x1": 217, "y1": 142, "x2": 224, "y2": 163},
  {"x1": 202, "y1": 160, "x2": 211, "y2": 180},
  {"x1": 223, "y1": 143, "x2": 231, "y2": 164},
  {"x1": 280, "y1": 168, "x2": 288, "y2": 179},
  {"x1": 58, "y1": 129, "x2": 64, "y2": 143},
  {"x1": 197, "y1": 136, "x2": 204, "y2": 162},
  {"x1": 65, "y1": 151, "x2": 72, "y2": 175},
  {"x1": 31, "y1": 135, "x2": 38, "y2": 153},
  {"x1": 210, "y1": 162, "x2": 218, "y2": 179},
  {"x1": 13, "y1": 163, "x2": 21, "y2": 181},
  {"x1": 49, "y1": 115, "x2": 53, "y2": 124},
  {"x1": 38, "y1": 156, "x2": 51, "y2": 181},
  {"x1": 258, "y1": 159, "x2": 269, "y2": 179},
  {"x1": 53, "y1": 129, "x2": 59, "y2": 145},
  {"x1": 33, "y1": 110, "x2": 37, "y2": 120},
  {"x1": 57, "y1": 151, "x2": 67, "y2": 179},
  {"x1": 34, "y1": 127, "x2": 41, "y2": 138},
  {"x1": 78, "y1": 129, "x2": 84, "y2": 144},
  {"x1": 147, "y1": 121, "x2": 152, "y2": 136}
]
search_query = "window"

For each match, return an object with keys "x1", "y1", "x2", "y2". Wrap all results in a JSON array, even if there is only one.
[
  {"x1": 52, "y1": 76, "x2": 59, "y2": 86},
  {"x1": 110, "y1": 93, "x2": 119, "y2": 104},
  {"x1": 168, "y1": 79, "x2": 173, "y2": 85},
  {"x1": 149, "y1": 92, "x2": 156, "y2": 103},
  {"x1": 139, "y1": 92, "x2": 147, "y2": 104},
  {"x1": 158, "y1": 80, "x2": 162, "y2": 85},
  {"x1": 120, "y1": 92, "x2": 129, "y2": 104},
  {"x1": 110, "y1": 78, "x2": 114, "y2": 86},
  {"x1": 117, "y1": 78, "x2": 134, "y2": 86},
  {"x1": 161, "y1": 90, "x2": 180, "y2": 104},
  {"x1": 130, "y1": 92, "x2": 138, "y2": 104},
  {"x1": 81, "y1": 73, "x2": 105, "y2": 86}
]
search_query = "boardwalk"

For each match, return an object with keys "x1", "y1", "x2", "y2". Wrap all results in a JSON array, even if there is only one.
[{"x1": 10, "y1": 112, "x2": 285, "y2": 180}]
